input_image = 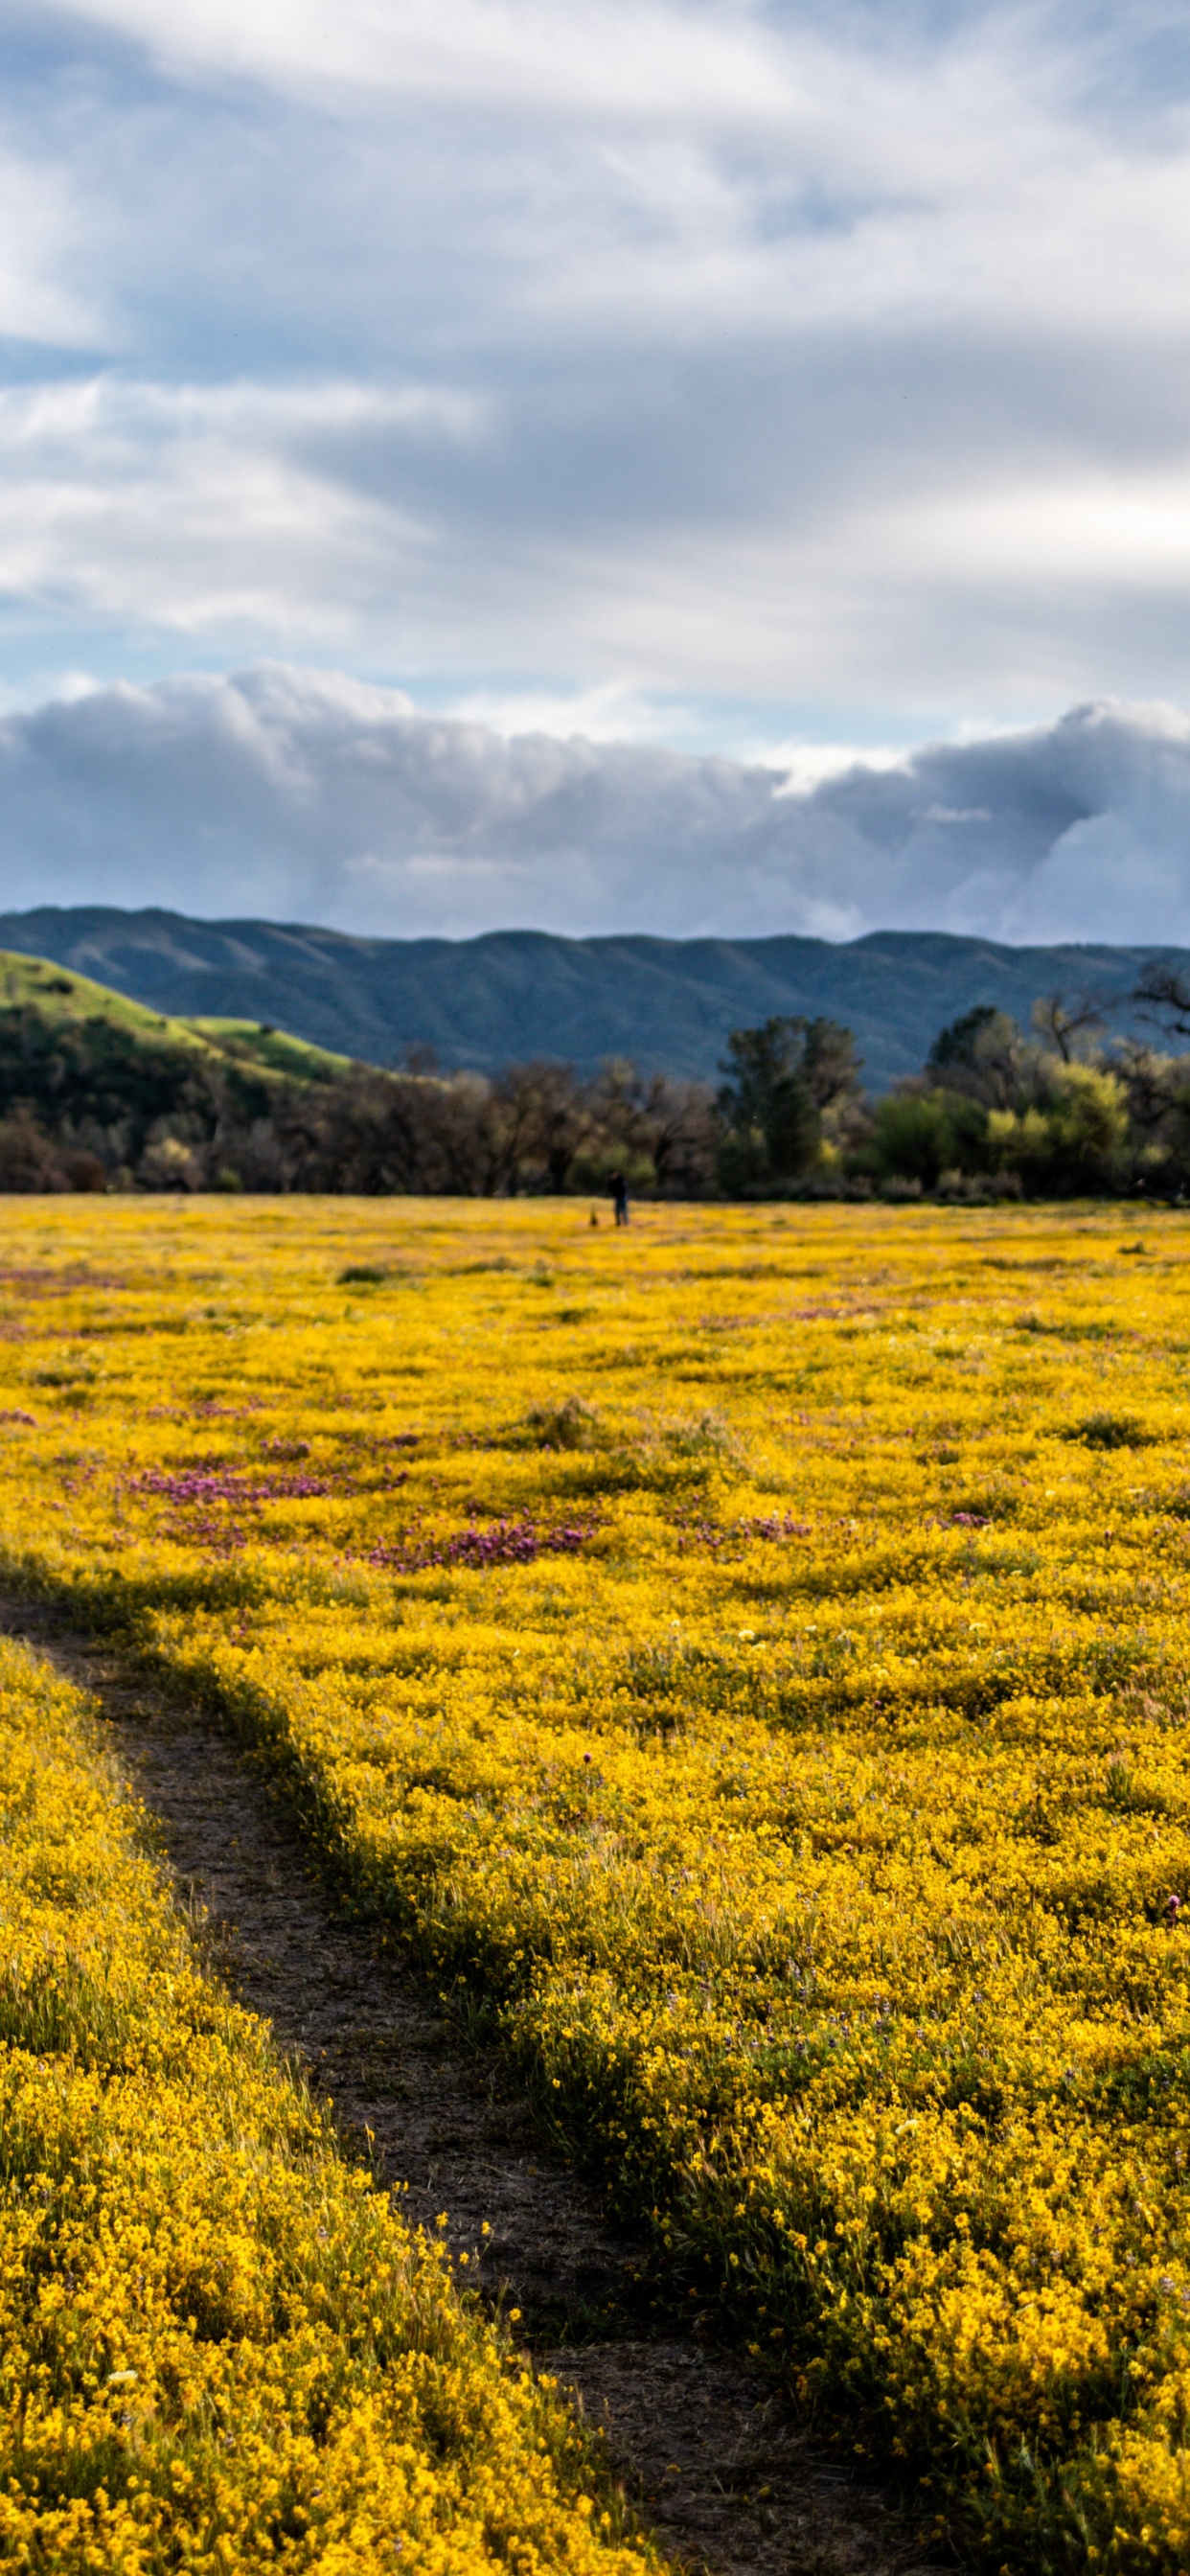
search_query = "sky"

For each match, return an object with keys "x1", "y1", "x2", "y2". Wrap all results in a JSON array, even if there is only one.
[{"x1": 3, "y1": 0, "x2": 1190, "y2": 939}]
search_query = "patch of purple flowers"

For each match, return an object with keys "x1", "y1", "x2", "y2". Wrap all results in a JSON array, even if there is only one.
[
  {"x1": 367, "y1": 1516, "x2": 596, "y2": 1573},
  {"x1": 130, "y1": 1464, "x2": 333, "y2": 1505}
]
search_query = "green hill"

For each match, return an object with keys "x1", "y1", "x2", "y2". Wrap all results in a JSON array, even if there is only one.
[
  {"x1": 0, "y1": 952, "x2": 355, "y2": 1087},
  {"x1": 0, "y1": 951, "x2": 358, "y2": 1190},
  {"x1": 0, "y1": 951, "x2": 219, "y2": 1054},
  {"x1": 188, "y1": 1017, "x2": 355, "y2": 1080}
]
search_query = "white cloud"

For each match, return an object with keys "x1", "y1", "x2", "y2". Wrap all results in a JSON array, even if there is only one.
[
  {"x1": 33, "y1": 0, "x2": 1190, "y2": 348},
  {"x1": 0, "y1": 377, "x2": 479, "y2": 645},
  {"x1": 6, "y1": 5, "x2": 1190, "y2": 735},
  {"x1": 0, "y1": 143, "x2": 99, "y2": 347},
  {"x1": 40, "y1": 0, "x2": 800, "y2": 126},
  {"x1": 2, "y1": 663, "x2": 1190, "y2": 948},
  {"x1": 446, "y1": 678, "x2": 687, "y2": 745},
  {"x1": 7, "y1": 364, "x2": 1190, "y2": 720}
]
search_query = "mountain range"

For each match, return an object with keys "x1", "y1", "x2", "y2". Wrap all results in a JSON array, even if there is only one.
[{"x1": 0, "y1": 907, "x2": 1179, "y2": 1092}]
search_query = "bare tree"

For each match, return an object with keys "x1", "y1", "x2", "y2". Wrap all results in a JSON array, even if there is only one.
[
  {"x1": 586, "y1": 1062, "x2": 719, "y2": 1194},
  {"x1": 1113, "y1": 1040, "x2": 1178, "y2": 1140},
  {"x1": 485, "y1": 1061, "x2": 593, "y2": 1193},
  {"x1": 1032, "y1": 991, "x2": 1107, "y2": 1062},
  {"x1": 1133, "y1": 963, "x2": 1190, "y2": 1043}
]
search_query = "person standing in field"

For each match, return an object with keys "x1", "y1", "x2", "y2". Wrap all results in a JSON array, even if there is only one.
[{"x1": 610, "y1": 1169, "x2": 629, "y2": 1227}]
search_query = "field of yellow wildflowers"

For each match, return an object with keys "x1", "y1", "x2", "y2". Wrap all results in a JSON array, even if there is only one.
[
  {"x1": 0, "y1": 1624, "x2": 654, "y2": 2572},
  {"x1": 3, "y1": 1194, "x2": 1190, "y2": 2568}
]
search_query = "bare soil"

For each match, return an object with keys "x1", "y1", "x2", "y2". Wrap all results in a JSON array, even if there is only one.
[{"x1": 0, "y1": 1596, "x2": 950, "y2": 2576}]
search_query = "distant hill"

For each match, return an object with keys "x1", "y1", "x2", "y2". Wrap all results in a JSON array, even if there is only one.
[{"x1": 0, "y1": 907, "x2": 1180, "y2": 1092}]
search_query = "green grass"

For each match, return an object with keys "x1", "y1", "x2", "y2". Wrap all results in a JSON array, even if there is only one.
[
  {"x1": 0, "y1": 953, "x2": 363, "y2": 1083},
  {"x1": 189, "y1": 1018, "x2": 356, "y2": 1079},
  {"x1": 0, "y1": 952, "x2": 218, "y2": 1053}
]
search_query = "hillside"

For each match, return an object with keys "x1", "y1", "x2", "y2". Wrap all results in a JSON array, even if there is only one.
[
  {"x1": 0, "y1": 950, "x2": 218, "y2": 1055},
  {"x1": 187, "y1": 1017, "x2": 355, "y2": 1080},
  {"x1": 0, "y1": 906, "x2": 1179, "y2": 1092},
  {"x1": 0, "y1": 953, "x2": 352, "y2": 1082},
  {"x1": 0, "y1": 951, "x2": 356, "y2": 1190}
]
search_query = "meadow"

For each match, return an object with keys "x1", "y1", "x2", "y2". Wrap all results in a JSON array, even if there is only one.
[
  {"x1": 3, "y1": 1194, "x2": 1190, "y2": 2569},
  {"x1": 0, "y1": 1631, "x2": 649, "y2": 2574}
]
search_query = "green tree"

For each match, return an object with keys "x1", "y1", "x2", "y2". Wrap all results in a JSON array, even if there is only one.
[
  {"x1": 868, "y1": 1088, "x2": 987, "y2": 1188},
  {"x1": 927, "y1": 1004, "x2": 1020, "y2": 1107},
  {"x1": 716, "y1": 1015, "x2": 858, "y2": 1190},
  {"x1": 988, "y1": 1062, "x2": 1128, "y2": 1192}
]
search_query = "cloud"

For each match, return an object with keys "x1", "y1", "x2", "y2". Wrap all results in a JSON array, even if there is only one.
[
  {"x1": 5, "y1": 6, "x2": 1190, "y2": 731},
  {"x1": 0, "y1": 378, "x2": 485, "y2": 646},
  {"x1": 2, "y1": 662, "x2": 1190, "y2": 947},
  {"x1": 0, "y1": 142, "x2": 98, "y2": 346},
  {"x1": 40, "y1": 0, "x2": 800, "y2": 126}
]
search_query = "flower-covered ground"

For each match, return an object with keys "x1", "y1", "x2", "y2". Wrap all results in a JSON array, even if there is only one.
[
  {"x1": 3, "y1": 1195, "x2": 1190, "y2": 2567},
  {"x1": 0, "y1": 1626, "x2": 651, "y2": 2574}
]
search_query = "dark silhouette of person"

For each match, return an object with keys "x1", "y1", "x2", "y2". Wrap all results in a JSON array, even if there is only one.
[{"x1": 610, "y1": 1169, "x2": 629, "y2": 1227}]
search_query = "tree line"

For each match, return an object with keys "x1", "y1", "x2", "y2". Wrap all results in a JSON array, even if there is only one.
[
  {"x1": 853, "y1": 969, "x2": 1190, "y2": 1199},
  {"x1": 711, "y1": 971, "x2": 1190, "y2": 1199},
  {"x1": 4, "y1": 966, "x2": 1190, "y2": 1197},
  {"x1": 0, "y1": 1003, "x2": 719, "y2": 1196}
]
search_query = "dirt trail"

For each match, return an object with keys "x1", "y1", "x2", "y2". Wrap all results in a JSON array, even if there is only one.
[{"x1": 0, "y1": 1598, "x2": 947, "y2": 2576}]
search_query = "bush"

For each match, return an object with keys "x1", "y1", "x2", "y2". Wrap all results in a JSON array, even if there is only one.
[
  {"x1": 988, "y1": 1063, "x2": 1129, "y2": 1192},
  {"x1": 0, "y1": 1108, "x2": 106, "y2": 1192},
  {"x1": 866, "y1": 1087, "x2": 988, "y2": 1189}
]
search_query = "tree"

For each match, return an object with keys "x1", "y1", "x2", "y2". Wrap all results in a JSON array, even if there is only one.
[
  {"x1": 577, "y1": 1062, "x2": 718, "y2": 1197},
  {"x1": 1031, "y1": 990, "x2": 1107, "y2": 1062},
  {"x1": 870, "y1": 1090, "x2": 965, "y2": 1189},
  {"x1": 716, "y1": 1015, "x2": 859, "y2": 1189},
  {"x1": 801, "y1": 1018, "x2": 863, "y2": 1111},
  {"x1": 987, "y1": 1062, "x2": 1128, "y2": 1192},
  {"x1": 1133, "y1": 963, "x2": 1190, "y2": 1042},
  {"x1": 927, "y1": 1004, "x2": 1020, "y2": 1107}
]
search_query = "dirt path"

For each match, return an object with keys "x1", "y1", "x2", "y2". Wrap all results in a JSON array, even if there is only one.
[{"x1": 0, "y1": 1598, "x2": 948, "y2": 2576}]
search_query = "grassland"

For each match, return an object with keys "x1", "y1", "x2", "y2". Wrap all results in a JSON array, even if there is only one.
[{"x1": 2, "y1": 1196, "x2": 1190, "y2": 2567}]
